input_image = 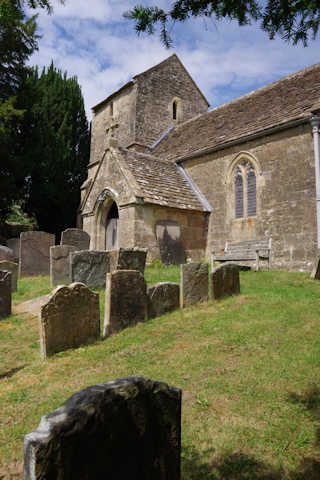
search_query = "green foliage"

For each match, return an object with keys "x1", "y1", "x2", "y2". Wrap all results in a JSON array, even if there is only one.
[
  {"x1": 125, "y1": 1, "x2": 320, "y2": 47},
  {"x1": 19, "y1": 63, "x2": 90, "y2": 240}
]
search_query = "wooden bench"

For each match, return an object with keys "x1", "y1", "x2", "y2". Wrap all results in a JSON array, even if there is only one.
[{"x1": 211, "y1": 239, "x2": 272, "y2": 272}]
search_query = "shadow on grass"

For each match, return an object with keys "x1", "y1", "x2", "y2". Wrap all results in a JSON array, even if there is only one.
[
  {"x1": 182, "y1": 448, "x2": 320, "y2": 479},
  {"x1": 287, "y1": 385, "x2": 320, "y2": 419},
  {"x1": 0, "y1": 364, "x2": 27, "y2": 380}
]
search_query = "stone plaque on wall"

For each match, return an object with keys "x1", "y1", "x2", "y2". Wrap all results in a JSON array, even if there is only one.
[
  {"x1": 39, "y1": 283, "x2": 100, "y2": 358},
  {"x1": 156, "y1": 220, "x2": 185, "y2": 266},
  {"x1": 61, "y1": 228, "x2": 90, "y2": 251},
  {"x1": 180, "y1": 262, "x2": 208, "y2": 308},
  {"x1": 103, "y1": 270, "x2": 148, "y2": 336},
  {"x1": 23, "y1": 376, "x2": 181, "y2": 480},
  {"x1": 0, "y1": 270, "x2": 11, "y2": 319},
  {"x1": 19, "y1": 231, "x2": 55, "y2": 277}
]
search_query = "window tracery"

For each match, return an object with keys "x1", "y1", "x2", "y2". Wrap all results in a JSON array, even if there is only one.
[{"x1": 233, "y1": 160, "x2": 257, "y2": 218}]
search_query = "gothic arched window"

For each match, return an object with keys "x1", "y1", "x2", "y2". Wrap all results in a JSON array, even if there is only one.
[{"x1": 233, "y1": 160, "x2": 257, "y2": 218}]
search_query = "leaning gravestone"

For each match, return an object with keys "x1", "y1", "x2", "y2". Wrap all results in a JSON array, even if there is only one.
[
  {"x1": 60, "y1": 228, "x2": 90, "y2": 251},
  {"x1": 147, "y1": 282, "x2": 180, "y2": 319},
  {"x1": 50, "y1": 245, "x2": 77, "y2": 286},
  {"x1": 311, "y1": 254, "x2": 320, "y2": 279},
  {"x1": 70, "y1": 250, "x2": 110, "y2": 289},
  {"x1": 117, "y1": 247, "x2": 147, "y2": 274},
  {"x1": 38, "y1": 282, "x2": 100, "y2": 359},
  {"x1": 0, "y1": 245, "x2": 14, "y2": 263},
  {"x1": 180, "y1": 262, "x2": 208, "y2": 308},
  {"x1": 0, "y1": 270, "x2": 11, "y2": 319},
  {"x1": 23, "y1": 376, "x2": 181, "y2": 480},
  {"x1": 6, "y1": 238, "x2": 20, "y2": 263},
  {"x1": 156, "y1": 220, "x2": 186, "y2": 266},
  {"x1": 19, "y1": 231, "x2": 55, "y2": 277},
  {"x1": 210, "y1": 263, "x2": 240, "y2": 299},
  {"x1": 104, "y1": 270, "x2": 148, "y2": 336},
  {"x1": 0, "y1": 261, "x2": 18, "y2": 291}
]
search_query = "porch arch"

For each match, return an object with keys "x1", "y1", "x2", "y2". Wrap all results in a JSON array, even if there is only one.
[{"x1": 94, "y1": 189, "x2": 119, "y2": 250}]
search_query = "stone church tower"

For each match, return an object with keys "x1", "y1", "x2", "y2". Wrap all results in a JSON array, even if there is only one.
[{"x1": 79, "y1": 55, "x2": 210, "y2": 257}]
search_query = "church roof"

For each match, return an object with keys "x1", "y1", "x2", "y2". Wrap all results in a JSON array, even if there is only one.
[
  {"x1": 120, "y1": 148, "x2": 208, "y2": 211},
  {"x1": 153, "y1": 62, "x2": 320, "y2": 162}
]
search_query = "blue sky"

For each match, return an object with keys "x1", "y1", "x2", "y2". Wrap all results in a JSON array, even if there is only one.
[{"x1": 28, "y1": 0, "x2": 320, "y2": 120}]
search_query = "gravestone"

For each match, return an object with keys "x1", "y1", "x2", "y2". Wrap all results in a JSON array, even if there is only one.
[
  {"x1": 210, "y1": 263, "x2": 240, "y2": 299},
  {"x1": 117, "y1": 247, "x2": 147, "y2": 274},
  {"x1": 147, "y1": 282, "x2": 180, "y2": 319},
  {"x1": 38, "y1": 282, "x2": 100, "y2": 359},
  {"x1": 60, "y1": 228, "x2": 90, "y2": 250},
  {"x1": 180, "y1": 262, "x2": 208, "y2": 308},
  {"x1": 103, "y1": 270, "x2": 148, "y2": 336},
  {"x1": 70, "y1": 250, "x2": 110, "y2": 289},
  {"x1": 0, "y1": 245, "x2": 14, "y2": 263},
  {"x1": 50, "y1": 245, "x2": 77, "y2": 286},
  {"x1": 23, "y1": 376, "x2": 181, "y2": 480},
  {"x1": 0, "y1": 261, "x2": 18, "y2": 291},
  {"x1": 0, "y1": 270, "x2": 11, "y2": 319},
  {"x1": 156, "y1": 220, "x2": 186, "y2": 266},
  {"x1": 19, "y1": 231, "x2": 55, "y2": 277},
  {"x1": 6, "y1": 238, "x2": 20, "y2": 263},
  {"x1": 311, "y1": 255, "x2": 320, "y2": 279}
]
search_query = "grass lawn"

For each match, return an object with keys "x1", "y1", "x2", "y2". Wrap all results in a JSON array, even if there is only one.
[{"x1": 1, "y1": 267, "x2": 320, "y2": 478}]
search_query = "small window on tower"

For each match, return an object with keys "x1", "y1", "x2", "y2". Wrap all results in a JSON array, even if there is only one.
[{"x1": 173, "y1": 101, "x2": 177, "y2": 120}]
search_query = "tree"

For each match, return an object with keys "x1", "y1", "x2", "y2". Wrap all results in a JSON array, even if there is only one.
[
  {"x1": 20, "y1": 64, "x2": 90, "y2": 240},
  {"x1": 124, "y1": 1, "x2": 320, "y2": 47}
]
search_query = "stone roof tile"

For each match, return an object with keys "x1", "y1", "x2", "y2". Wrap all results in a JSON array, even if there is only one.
[
  {"x1": 153, "y1": 62, "x2": 320, "y2": 161},
  {"x1": 120, "y1": 149, "x2": 206, "y2": 211}
]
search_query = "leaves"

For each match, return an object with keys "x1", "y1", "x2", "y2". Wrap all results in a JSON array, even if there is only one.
[{"x1": 125, "y1": 0, "x2": 320, "y2": 47}]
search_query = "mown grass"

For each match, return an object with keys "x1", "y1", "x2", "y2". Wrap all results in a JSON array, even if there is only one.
[{"x1": 1, "y1": 268, "x2": 320, "y2": 478}]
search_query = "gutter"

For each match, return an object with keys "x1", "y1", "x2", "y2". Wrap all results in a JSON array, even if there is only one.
[
  {"x1": 176, "y1": 164, "x2": 213, "y2": 213},
  {"x1": 175, "y1": 117, "x2": 308, "y2": 164}
]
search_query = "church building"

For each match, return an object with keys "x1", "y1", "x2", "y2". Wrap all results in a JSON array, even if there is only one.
[{"x1": 79, "y1": 54, "x2": 320, "y2": 271}]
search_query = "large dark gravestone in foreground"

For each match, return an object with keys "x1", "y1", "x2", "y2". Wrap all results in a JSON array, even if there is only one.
[{"x1": 23, "y1": 376, "x2": 181, "y2": 480}]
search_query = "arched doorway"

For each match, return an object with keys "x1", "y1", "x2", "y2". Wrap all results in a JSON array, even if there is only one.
[{"x1": 105, "y1": 202, "x2": 119, "y2": 250}]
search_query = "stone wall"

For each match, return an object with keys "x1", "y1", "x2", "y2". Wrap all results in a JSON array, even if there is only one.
[
  {"x1": 134, "y1": 55, "x2": 208, "y2": 147},
  {"x1": 134, "y1": 204, "x2": 208, "y2": 261},
  {"x1": 185, "y1": 124, "x2": 317, "y2": 270}
]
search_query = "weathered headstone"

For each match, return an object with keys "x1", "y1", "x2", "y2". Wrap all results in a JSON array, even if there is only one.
[
  {"x1": 60, "y1": 228, "x2": 90, "y2": 250},
  {"x1": 23, "y1": 376, "x2": 181, "y2": 480},
  {"x1": 70, "y1": 250, "x2": 110, "y2": 289},
  {"x1": 147, "y1": 282, "x2": 180, "y2": 319},
  {"x1": 311, "y1": 255, "x2": 320, "y2": 279},
  {"x1": 156, "y1": 220, "x2": 186, "y2": 266},
  {"x1": 180, "y1": 262, "x2": 208, "y2": 308},
  {"x1": 6, "y1": 238, "x2": 20, "y2": 263},
  {"x1": 0, "y1": 261, "x2": 18, "y2": 291},
  {"x1": 50, "y1": 245, "x2": 77, "y2": 286},
  {"x1": 19, "y1": 231, "x2": 55, "y2": 277},
  {"x1": 103, "y1": 270, "x2": 148, "y2": 336},
  {"x1": 0, "y1": 245, "x2": 14, "y2": 263},
  {"x1": 38, "y1": 282, "x2": 100, "y2": 358},
  {"x1": 117, "y1": 247, "x2": 147, "y2": 274},
  {"x1": 210, "y1": 263, "x2": 240, "y2": 299},
  {"x1": 0, "y1": 270, "x2": 11, "y2": 319}
]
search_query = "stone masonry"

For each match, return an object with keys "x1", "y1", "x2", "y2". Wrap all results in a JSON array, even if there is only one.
[
  {"x1": 23, "y1": 376, "x2": 181, "y2": 480},
  {"x1": 39, "y1": 283, "x2": 100, "y2": 358}
]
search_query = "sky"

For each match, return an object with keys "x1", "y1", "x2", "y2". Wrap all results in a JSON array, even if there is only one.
[{"x1": 28, "y1": 0, "x2": 320, "y2": 120}]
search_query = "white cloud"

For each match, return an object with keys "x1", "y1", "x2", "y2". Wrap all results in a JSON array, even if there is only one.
[{"x1": 27, "y1": 0, "x2": 320, "y2": 119}]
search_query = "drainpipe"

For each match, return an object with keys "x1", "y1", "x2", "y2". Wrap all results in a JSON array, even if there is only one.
[{"x1": 311, "y1": 115, "x2": 320, "y2": 248}]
